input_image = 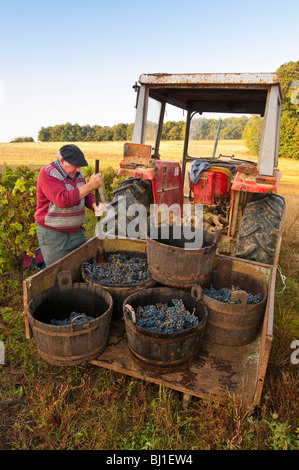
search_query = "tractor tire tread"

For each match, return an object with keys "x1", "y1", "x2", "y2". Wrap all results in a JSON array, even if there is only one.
[
  {"x1": 102, "y1": 178, "x2": 153, "y2": 237},
  {"x1": 235, "y1": 193, "x2": 285, "y2": 265}
]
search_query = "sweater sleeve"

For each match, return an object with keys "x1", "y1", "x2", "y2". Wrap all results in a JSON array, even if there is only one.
[
  {"x1": 38, "y1": 167, "x2": 80, "y2": 208},
  {"x1": 85, "y1": 192, "x2": 96, "y2": 210}
]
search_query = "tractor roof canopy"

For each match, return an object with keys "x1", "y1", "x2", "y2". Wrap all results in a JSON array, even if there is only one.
[{"x1": 139, "y1": 73, "x2": 281, "y2": 116}]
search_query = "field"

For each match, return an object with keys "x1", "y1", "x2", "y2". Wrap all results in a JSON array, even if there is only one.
[
  {"x1": 0, "y1": 139, "x2": 258, "y2": 171},
  {"x1": 0, "y1": 140, "x2": 298, "y2": 451},
  {"x1": 1, "y1": 140, "x2": 299, "y2": 183}
]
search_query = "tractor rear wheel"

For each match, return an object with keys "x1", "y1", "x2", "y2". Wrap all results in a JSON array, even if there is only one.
[
  {"x1": 235, "y1": 193, "x2": 285, "y2": 265},
  {"x1": 102, "y1": 178, "x2": 153, "y2": 238}
]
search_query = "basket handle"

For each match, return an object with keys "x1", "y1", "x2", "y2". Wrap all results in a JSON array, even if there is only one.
[
  {"x1": 124, "y1": 304, "x2": 136, "y2": 323},
  {"x1": 191, "y1": 284, "x2": 203, "y2": 300},
  {"x1": 229, "y1": 290, "x2": 248, "y2": 306},
  {"x1": 70, "y1": 314, "x2": 89, "y2": 330},
  {"x1": 57, "y1": 270, "x2": 73, "y2": 290}
]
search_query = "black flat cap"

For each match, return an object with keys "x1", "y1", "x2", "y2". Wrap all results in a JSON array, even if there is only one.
[{"x1": 59, "y1": 144, "x2": 88, "y2": 167}]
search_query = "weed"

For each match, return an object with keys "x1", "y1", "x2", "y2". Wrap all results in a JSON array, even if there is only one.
[{"x1": 264, "y1": 414, "x2": 299, "y2": 450}]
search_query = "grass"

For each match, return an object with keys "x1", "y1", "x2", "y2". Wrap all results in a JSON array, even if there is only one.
[{"x1": 0, "y1": 140, "x2": 299, "y2": 451}]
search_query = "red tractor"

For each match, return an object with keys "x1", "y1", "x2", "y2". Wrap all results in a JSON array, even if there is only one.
[{"x1": 106, "y1": 73, "x2": 285, "y2": 265}]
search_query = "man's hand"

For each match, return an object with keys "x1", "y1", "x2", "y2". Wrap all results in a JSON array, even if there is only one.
[
  {"x1": 93, "y1": 202, "x2": 104, "y2": 217},
  {"x1": 88, "y1": 173, "x2": 103, "y2": 190},
  {"x1": 79, "y1": 173, "x2": 103, "y2": 200}
]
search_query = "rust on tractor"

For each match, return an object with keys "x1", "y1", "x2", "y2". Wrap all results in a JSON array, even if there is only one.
[
  {"x1": 139, "y1": 73, "x2": 280, "y2": 86},
  {"x1": 123, "y1": 143, "x2": 152, "y2": 159}
]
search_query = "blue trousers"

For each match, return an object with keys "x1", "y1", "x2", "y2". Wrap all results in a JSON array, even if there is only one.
[{"x1": 36, "y1": 224, "x2": 86, "y2": 266}]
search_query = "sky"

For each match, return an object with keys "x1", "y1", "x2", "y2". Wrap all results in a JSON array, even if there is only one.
[{"x1": 0, "y1": 0, "x2": 298, "y2": 142}]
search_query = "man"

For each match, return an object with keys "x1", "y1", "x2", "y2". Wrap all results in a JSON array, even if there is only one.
[{"x1": 34, "y1": 144, "x2": 103, "y2": 266}]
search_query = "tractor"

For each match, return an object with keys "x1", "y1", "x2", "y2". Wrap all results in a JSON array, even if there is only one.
[{"x1": 105, "y1": 73, "x2": 285, "y2": 265}]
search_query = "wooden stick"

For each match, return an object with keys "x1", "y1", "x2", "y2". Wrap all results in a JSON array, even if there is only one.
[
  {"x1": 95, "y1": 159, "x2": 100, "y2": 209},
  {"x1": 94, "y1": 159, "x2": 107, "y2": 263}
]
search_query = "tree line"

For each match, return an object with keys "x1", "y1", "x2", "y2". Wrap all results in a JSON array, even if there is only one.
[
  {"x1": 37, "y1": 122, "x2": 134, "y2": 143},
  {"x1": 190, "y1": 116, "x2": 249, "y2": 140},
  {"x1": 37, "y1": 116, "x2": 249, "y2": 142}
]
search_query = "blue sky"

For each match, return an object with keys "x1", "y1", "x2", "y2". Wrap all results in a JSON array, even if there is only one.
[{"x1": 0, "y1": 0, "x2": 298, "y2": 142}]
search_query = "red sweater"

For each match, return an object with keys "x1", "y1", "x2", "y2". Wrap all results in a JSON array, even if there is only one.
[{"x1": 34, "y1": 162, "x2": 96, "y2": 233}]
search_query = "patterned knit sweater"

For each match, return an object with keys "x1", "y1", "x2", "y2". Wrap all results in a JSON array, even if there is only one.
[{"x1": 34, "y1": 162, "x2": 96, "y2": 233}]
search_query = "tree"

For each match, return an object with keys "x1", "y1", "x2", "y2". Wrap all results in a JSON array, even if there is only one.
[
  {"x1": 220, "y1": 116, "x2": 249, "y2": 139},
  {"x1": 38, "y1": 127, "x2": 50, "y2": 141},
  {"x1": 97, "y1": 126, "x2": 113, "y2": 141},
  {"x1": 72, "y1": 123, "x2": 82, "y2": 141},
  {"x1": 242, "y1": 116, "x2": 263, "y2": 156},
  {"x1": 162, "y1": 121, "x2": 185, "y2": 140},
  {"x1": 276, "y1": 61, "x2": 299, "y2": 159},
  {"x1": 126, "y1": 123, "x2": 134, "y2": 141},
  {"x1": 276, "y1": 60, "x2": 299, "y2": 117},
  {"x1": 111, "y1": 123, "x2": 128, "y2": 141},
  {"x1": 279, "y1": 111, "x2": 299, "y2": 160}
]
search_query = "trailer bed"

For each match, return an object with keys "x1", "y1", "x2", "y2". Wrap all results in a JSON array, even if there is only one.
[
  {"x1": 91, "y1": 319, "x2": 263, "y2": 405},
  {"x1": 23, "y1": 236, "x2": 276, "y2": 407}
]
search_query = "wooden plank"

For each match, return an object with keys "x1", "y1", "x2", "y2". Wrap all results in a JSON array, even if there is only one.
[
  {"x1": 102, "y1": 236, "x2": 148, "y2": 255},
  {"x1": 228, "y1": 190, "x2": 240, "y2": 237},
  {"x1": 253, "y1": 266, "x2": 276, "y2": 405},
  {"x1": 213, "y1": 254, "x2": 272, "y2": 285}
]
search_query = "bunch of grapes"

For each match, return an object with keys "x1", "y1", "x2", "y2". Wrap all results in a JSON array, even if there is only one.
[{"x1": 135, "y1": 299, "x2": 199, "y2": 333}]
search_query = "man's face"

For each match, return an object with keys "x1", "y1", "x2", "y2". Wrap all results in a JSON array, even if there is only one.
[{"x1": 60, "y1": 158, "x2": 80, "y2": 179}]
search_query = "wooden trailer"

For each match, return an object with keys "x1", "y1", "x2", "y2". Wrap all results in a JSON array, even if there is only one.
[{"x1": 23, "y1": 236, "x2": 276, "y2": 407}]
